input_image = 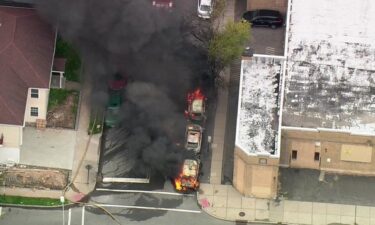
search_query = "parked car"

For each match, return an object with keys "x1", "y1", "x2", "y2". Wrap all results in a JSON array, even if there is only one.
[
  {"x1": 185, "y1": 124, "x2": 203, "y2": 154},
  {"x1": 242, "y1": 9, "x2": 284, "y2": 29},
  {"x1": 197, "y1": 0, "x2": 213, "y2": 19}
]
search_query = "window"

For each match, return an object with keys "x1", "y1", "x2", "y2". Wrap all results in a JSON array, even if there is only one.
[
  {"x1": 314, "y1": 152, "x2": 320, "y2": 161},
  {"x1": 30, "y1": 107, "x2": 38, "y2": 117},
  {"x1": 31, "y1": 89, "x2": 39, "y2": 98},
  {"x1": 291, "y1": 150, "x2": 298, "y2": 160},
  {"x1": 259, "y1": 158, "x2": 267, "y2": 165}
]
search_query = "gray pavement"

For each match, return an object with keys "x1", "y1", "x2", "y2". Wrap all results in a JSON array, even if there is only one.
[
  {"x1": 279, "y1": 168, "x2": 375, "y2": 206},
  {"x1": 0, "y1": 204, "x2": 267, "y2": 225},
  {"x1": 198, "y1": 184, "x2": 375, "y2": 225},
  {"x1": 20, "y1": 127, "x2": 76, "y2": 170},
  {"x1": 250, "y1": 27, "x2": 286, "y2": 56},
  {"x1": 65, "y1": 73, "x2": 101, "y2": 202}
]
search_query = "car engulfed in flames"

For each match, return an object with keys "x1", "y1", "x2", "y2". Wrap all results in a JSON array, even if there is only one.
[
  {"x1": 185, "y1": 88, "x2": 207, "y2": 122},
  {"x1": 173, "y1": 159, "x2": 200, "y2": 192}
]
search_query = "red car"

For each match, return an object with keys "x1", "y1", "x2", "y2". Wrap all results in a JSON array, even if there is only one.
[{"x1": 152, "y1": 0, "x2": 173, "y2": 8}]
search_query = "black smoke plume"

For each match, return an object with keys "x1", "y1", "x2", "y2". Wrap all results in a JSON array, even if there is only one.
[{"x1": 35, "y1": 0, "x2": 209, "y2": 178}]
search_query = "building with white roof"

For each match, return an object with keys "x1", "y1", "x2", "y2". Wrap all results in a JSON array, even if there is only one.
[{"x1": 233, "y1": 0, "x2": 375, "y2": 198}]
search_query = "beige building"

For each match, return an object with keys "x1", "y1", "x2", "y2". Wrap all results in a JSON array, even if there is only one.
[
  {"x1": 234, "y1": 57, "x2": 284, "y2": 198},
  {"x1": 0, "y1": 7, "x2": 55, "y2": 165},
  {"x1": 234, "y1": 0, "x2": 375, "y2": 199},
  {"x1": 280, "y1": 129, "x2": 375, "y2": 176},
  {"x1": 246, "y1": 0, "x2": 288, "y2": 15}
]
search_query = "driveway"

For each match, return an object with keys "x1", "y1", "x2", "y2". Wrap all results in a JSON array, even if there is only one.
[
  {"x1": 250, "y1": 27, "x2": 286, "y2": 56},
  {"x1": 20, "y1": 127, "x2": 76, "y2": 170}
]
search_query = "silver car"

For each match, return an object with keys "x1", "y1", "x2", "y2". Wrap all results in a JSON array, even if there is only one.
[{"x1": 185, "y1": 124, "x2": 203, "y2": 154}]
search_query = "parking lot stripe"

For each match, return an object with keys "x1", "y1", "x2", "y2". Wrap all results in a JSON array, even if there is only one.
[
  {"x1": 96, "y1": 188, "x2": 195, "y2": 197},
  {"x1": 68, "y1": 208, "x2": 71, "y2": 225},
  {"x1": 82, "y1": 206, "x2": 85, "y2": 225},
  {"x1": 94, "y1": 204, "x2": 201, "y2": 214},
  {"x1": 0, "y1": 207, "x2": 2, "y2": 216}
]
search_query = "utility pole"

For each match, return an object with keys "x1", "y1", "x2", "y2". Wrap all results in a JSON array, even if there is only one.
[
  {"x1": 85, "y1": 164, "x2": 92, "y2": 184},
  {"x1": 60, "y1": 196, "x2": 65, "y2": 225}
]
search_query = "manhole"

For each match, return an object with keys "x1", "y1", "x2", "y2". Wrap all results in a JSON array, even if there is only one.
[{"x1": 239, "y1": 212, "x2": 246, "y2": 217}]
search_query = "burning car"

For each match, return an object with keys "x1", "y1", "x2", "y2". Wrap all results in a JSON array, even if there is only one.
[
  {"x1": 174, "y1": 159, "x2": 200, "y2": 192},
  {"x1": 105, "y1": 73, "x2": 127, "y2": 127},
  {"x1": 152, "y1": 0, "x2": 173, "y2": 8},
  {"x1": 185, "y1": 124, "x2": 203, "y2": 154},
  {"x1": 185, "y1": 88, "x2": 206, "y2": 122}
]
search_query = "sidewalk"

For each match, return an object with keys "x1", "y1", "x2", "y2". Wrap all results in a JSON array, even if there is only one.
[
  {"x1": 198, "y1": 184, "x2": 375, "y2": 225},
  {"x1": 198, "y1": 1, "x2": 375, "y2": 225},
  {"x1": 65, "y1": 74, "x2": 101, "y2": 202}
]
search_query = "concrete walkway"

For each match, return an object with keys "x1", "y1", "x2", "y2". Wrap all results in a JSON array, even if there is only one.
[
  {"x1": 198, "y1": 1, "x2": 375, "y2": 225},
  {"x1": 198, "y1": 184, "x2": 375, "y2": 225},
  {"x1": 65, "y1": 74, "x2": 101, "y2": 202}
]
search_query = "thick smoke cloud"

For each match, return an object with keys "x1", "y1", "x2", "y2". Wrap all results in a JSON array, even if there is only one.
[{"x1": 35, "y1": 0, "x2": 208, "y2": 177}]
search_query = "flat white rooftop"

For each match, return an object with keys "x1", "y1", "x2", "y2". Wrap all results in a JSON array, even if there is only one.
[
  {"x1": 283, "y1": 0, "x2": 375, "y2": 133},
  {"x1": 236, "y1": 57, "x2": 282, "y2": 155}
]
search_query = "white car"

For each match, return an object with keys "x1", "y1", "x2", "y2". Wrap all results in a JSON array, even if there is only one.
[
  {"x1": 185, "y1": 124, "x2": 203, "y2": 154},
  {"x1": 197, "y1": 0, "x2": 213, "y2": 19}
]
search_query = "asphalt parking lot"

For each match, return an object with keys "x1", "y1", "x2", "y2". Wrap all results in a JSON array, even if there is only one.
[
  {"x1": 250, "y1": 26, "x2": 286, "y2": 56},
  {"x1": 279, "y1": 168, "x2": 375, "y2": 206},
  {"x1": 235, "y1": 0, "x2": 286, "y2": 56}
]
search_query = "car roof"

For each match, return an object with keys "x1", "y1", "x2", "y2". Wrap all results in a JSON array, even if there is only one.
[
  {"x1": 187, "y1": 131, "x2": 200, "y2": 143},
  {"x1": 182, "y1": 160, "x2": 198, "y2": 177},
  {"x1": 201, "y1": 0, "x2": 211, "y2": 6},
  {"x1": 258, "y1": 9, "x2": 281, "y2": 17}
]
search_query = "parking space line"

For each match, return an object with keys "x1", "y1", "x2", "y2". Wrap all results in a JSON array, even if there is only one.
[
  {"x1": 68, "y1": 208, "x2": 71, "y2": 225},
  {"x1": 82, "y1": 206, "x2": 85, "y2": 225},
  {"x1": 95, "y1": 204, "x2": 201, "y2": 213},
  {"x1": 96, "y1": 188, "x2": 195, "y2": 197},
  {"x1": 0, "y1": 207, "x2": 2, "y2": 216}
]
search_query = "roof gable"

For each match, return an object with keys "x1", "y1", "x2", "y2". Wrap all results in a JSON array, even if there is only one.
[{"x1": 0, "y1": 6, "x2": 55, "y2": 125}]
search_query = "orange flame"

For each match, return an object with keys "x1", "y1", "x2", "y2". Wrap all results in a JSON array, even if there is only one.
[
  {"x1": 187, "y1": 88, "x2": 205, "y2": 104},
  {"x1": 174, "y1": 177, "x2": 183, "y2": 191}
]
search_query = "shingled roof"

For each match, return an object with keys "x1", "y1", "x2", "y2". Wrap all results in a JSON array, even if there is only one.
[{"x1": 0, "y1": 6, "x2": 55, "y2": 125}]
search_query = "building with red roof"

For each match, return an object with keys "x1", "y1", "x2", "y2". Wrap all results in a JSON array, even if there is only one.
[{"x1": 0, "y1": 6, "x2": 56, "y2": 164}]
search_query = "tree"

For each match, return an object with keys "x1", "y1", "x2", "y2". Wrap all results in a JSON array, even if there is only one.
[{"x1": 208, "y1": 21, "x2": 251, "y2": 76}]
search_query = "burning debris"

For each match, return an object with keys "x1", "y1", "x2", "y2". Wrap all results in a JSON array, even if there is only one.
[{"x1": 35, "y1": 0, "x2": 209, "y2": 183}]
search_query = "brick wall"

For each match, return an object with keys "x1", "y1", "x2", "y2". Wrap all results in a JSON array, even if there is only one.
[{"x1": 247, "y1": 0, "x2": 288, "y2": 15}]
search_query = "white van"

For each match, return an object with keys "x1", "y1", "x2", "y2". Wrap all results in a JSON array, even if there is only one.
[{"x1": 197, "y1": 0, "x2": 213, "y2": 19}]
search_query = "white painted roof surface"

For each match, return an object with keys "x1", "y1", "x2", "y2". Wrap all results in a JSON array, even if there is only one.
[
  {"x1": 236, "y1": 58, "x2": 282, "y2": 154},
  {"x1": 283, "y1": 0, "x2": 375, "y2": 133}
]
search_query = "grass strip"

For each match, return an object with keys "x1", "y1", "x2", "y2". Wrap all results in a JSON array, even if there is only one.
[{"x1": 0, "y1": 195, "x2": 68, "y2": 206}]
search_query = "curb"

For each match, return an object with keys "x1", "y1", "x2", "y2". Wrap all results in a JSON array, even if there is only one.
[
  {"x1": 197, "y1": 192, "x2": 285, "y2": 225},
  {"x1": 0, "y1": 202, "x2": 77, "y2": 209}
]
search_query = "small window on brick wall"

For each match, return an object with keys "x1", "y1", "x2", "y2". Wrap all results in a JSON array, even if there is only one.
[
  {"x1": 314, "y1": 152, "x2": 320, "y2": 161},
  {"x1": 31, "y1": 89, "x2": 39, "y2": 98},
  {"x1": 30, "y1": 107, "x2": 38, "y2": 117},
  {"x1": 292, "y1": 150, "x2": 298, "y2": 160}
]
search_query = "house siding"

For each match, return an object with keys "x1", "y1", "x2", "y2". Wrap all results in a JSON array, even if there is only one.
[{"x1": 24, "y1": 88, "x2": 49, "y2": 124}]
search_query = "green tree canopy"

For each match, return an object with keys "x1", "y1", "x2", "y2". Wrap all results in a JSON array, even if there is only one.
[{"x1": 208, "y1": 21, "x2": 250, "y2": 71}]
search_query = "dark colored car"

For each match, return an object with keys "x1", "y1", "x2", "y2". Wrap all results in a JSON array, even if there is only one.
[{"x1": 242, "y1": 9, "x2": 284, "y2": 29}]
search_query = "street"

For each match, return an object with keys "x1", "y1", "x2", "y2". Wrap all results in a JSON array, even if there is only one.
[{"x1": 0, "y1": 205, "x2": 244, "y2": 225}]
